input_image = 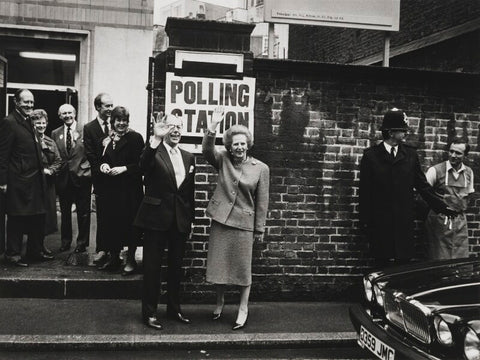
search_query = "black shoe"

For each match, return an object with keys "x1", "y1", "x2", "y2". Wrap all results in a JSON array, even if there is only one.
[
  {"x1": 74, "y1": 246, "x2": 87, "y2": 253},
  {"x1": 121, "y1": 259, "x2": 137, "y2": 276},
  {"x1": 43, "y1": 247, "x2": 52, "y2": 255},
  {"x1": 93, "y1": 251, "x2": 107, "y2": 265},
  {"x1": 97, "y1": 257, "x2": 121, "y2": 271},
  {"x1": 8, "y1": 259, "x2": 29, "y2": 267},
  {"x1": 38, "y1": 253, "x2": 55, "y2": 261},
  {"x1": 58, "y1": 245, "x2": 71, "y2": 252},
  {"x1": 212, "y1": 304, "x2": 224, "y2": 320},
  {"x1": 232, "y1": 312, "x2": 248, "y2": 330},
  {"x1": 167, "y1": 310, "x2": 191, "y2": 324},
  {"x1": 145, "y1": 316, "x2": 163, "y2": 330}
]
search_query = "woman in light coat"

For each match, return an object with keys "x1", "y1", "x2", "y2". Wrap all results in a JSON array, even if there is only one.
[
  {"x1": 31, "y1": 109, "x2": 63, "y2": 247},
  {"x1": 202, "y1": 107, "x2": 269, "y2": 330}
]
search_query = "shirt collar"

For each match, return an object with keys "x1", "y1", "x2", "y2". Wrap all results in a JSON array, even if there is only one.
[
  {"x1": 447, "y1": 160, "x2": 465, "y2": 173},
  {"x1": 163, "y1": 141, "x2": 178, "y2": 154},
  {"x1": 383, "y1": 142, "x2": 398, "y2": 154},
  {"x1": 64, "y1": 121, "x2": 77, "y2": 131},
  {"x1": 97, "y1": 116, "x2": 109, "y2": 126},
  {"x1": 15, "y1": 109, "x2": 28, "y2": 121}
]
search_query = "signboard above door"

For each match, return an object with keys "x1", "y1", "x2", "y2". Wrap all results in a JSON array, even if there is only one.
[{"x1": 259, "y1": 0, "x2": 400, "y2": 31}]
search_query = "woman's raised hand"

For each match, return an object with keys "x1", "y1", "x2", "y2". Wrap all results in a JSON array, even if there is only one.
[{"x1": 209, "y1": 106, "x2": 225, "y2": 132}]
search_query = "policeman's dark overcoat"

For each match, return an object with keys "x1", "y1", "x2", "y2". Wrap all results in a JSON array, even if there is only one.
[{"x1": 359, "y1": 142, "x2": 444, "y2": 260}]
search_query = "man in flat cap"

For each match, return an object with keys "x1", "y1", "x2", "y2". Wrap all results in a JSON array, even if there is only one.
[{"x1": 359, "y1": 108, "x2": 456, "y2": 268}]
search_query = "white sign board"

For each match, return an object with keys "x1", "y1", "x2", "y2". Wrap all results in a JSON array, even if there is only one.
[
  {"x1": 263, "y1": 0, "x2": 400, "y2": 31},
  {"x1": 165, "y1": 72, "x2": 256, "y2": 139}
]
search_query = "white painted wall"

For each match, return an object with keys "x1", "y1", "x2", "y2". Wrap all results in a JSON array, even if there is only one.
[{"x1": 92, "y1": 26, "x2": 153, "y2": 137}]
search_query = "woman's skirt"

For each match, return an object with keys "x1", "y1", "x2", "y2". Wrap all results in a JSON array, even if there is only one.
[{"x1": 206, "y1": 221, "x2": 254, "y2": 286}]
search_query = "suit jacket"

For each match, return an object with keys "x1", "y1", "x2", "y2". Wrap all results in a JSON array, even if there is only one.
[
  {"x1": 359, "y1": 142, "x2": 448, "y2": 259},
  {"x1": 83, "y1": 118, "x2": 107, "y2": 192},
  {"x1": 51, "y1": 124, "x2": 91, "y2": 191},
  {"x1": 134, "y1": 142, "x2": 195, "y2": 233},
  {"x1": 0, "y1": 110, "x2": 46, "y2": 216},
  {"x1": 202, "y1": 132, "x2": 270, "y2": 233}
]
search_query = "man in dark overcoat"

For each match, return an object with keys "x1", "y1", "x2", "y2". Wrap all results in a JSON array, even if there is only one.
[
  {"x1": 134, "y1": 114, "x2": 195, "y2": 330},
  {"x1": 51, "y1": 104, "x2": 91, "y2": 253},
  {"x1": 0, "y1": 89, "x2": 52, "y2": 266},
  {"x1": 359, "y1": 109, "x2": 455, "y2": 267},
  {"x1": 83, "y1": 93, "x2": 113, "y2": 265}
]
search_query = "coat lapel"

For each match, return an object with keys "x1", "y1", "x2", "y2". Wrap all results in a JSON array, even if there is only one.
[
  {"x1": 15, "y1": 112, "x2": 34, "y2": 135},
  {"x1": 54, "y1": 128, "x2": 68, "y2": 158},
  {"x1": 393, "y1": 144, "x2": 406, "y2": 164},
  {"x1": 113, "y1": 134, "x2": 128, "y2": 152},
  {"x1": 92, "y1": 119, "x2": 106, "y2": 139}
]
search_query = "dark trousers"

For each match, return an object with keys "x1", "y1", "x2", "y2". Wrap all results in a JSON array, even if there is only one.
[
  {"x1": 142, "y1": 227, "x2": 187, "y2": 320},
  {"x1": 94, "y1": 193, "x2": 107, "y2": 253},
  {"x1": 58, "y1": 178, "x2": 91, "y2": 249},
  {"x1": 6, "y1": 214, "x2": 45, "y2": 261}
]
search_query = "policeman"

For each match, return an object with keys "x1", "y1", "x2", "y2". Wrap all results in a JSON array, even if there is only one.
[{"x1": 359, "y1": 108, "x2": 456, "y2": 267}]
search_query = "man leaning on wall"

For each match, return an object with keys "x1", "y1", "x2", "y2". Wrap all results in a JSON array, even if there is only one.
[{"x1": 425, "y1": 138, "x2": 474, "y2": 260}]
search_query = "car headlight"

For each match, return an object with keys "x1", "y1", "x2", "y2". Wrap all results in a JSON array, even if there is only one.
[
  {"x1": 464, "y1": 327, "x2": 480, "y2": 360},
  {"x1": 363, "y1": 277, "x2": 373, "y2": 301},
  {"x1": 434, "y1": 316, "x2": 453, "y2": 345},
  {"x1": 373, "y1": 283, "x2": 384, "y2": 307}
]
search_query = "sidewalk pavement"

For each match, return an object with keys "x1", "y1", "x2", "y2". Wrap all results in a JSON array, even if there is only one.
[
  {"x1": 0, "y1": 213, "x2": 358, "y2": 351},
  {"x1": 0, "y1": 299, "x2": 357, "y2": 350}
]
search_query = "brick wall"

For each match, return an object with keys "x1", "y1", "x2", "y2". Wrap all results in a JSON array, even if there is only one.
[
  {"x1": 288, "y1": 0, "x2": 480, "y2": 72},
  {"x1": 153, "y1": 54, "x2": 480, "y2": 302}
]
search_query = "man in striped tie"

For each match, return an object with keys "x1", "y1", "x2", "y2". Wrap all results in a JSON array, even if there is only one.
[{"x1": 51, "y1": 104, "x2": 92, "y2": 254}]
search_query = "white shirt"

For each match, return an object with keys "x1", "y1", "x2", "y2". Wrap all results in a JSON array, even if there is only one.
[
  {"x1": 425, "y1": 161, "x2": 474, "y2": 193},
  {"x1": 63, "y1": 121, "x2": 77, "y2": 147},
  {"x1": 163, "y1": 141, "x2": 185, "y2": 188},
  {"x1": 383, "y1": 142, "x2": 398, "y2": 157}
]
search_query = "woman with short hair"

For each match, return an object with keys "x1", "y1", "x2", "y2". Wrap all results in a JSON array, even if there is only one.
[
  {"x1": 202, "y1": 107, "x2": 270, "y2": 330},
  {"x1": 97, "y1": 106, "x2": 144, "y2": 274},
  {"x1": 31, "y1": 109, "x2": 63, "y2": 246}
]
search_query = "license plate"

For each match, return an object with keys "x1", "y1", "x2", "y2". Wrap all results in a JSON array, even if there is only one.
[{"x1": 358, "y1": 325, "x2": 395, "y2": 360}]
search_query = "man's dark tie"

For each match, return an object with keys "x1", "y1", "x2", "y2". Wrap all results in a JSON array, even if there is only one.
[
  {"x1": 103, "y1": 120, "x2": 109, "y2": 136},
  {"x1": 390, "y1": 147, "x2": 395, "y2": 160},
  {"x1": 66, "y1": 125, "x2": 72, "y2": 154}
]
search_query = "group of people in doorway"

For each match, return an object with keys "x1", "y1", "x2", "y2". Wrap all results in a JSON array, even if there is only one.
[
  {"x1": 0, "y1": 89, "x2": 269, "y2": 331},
  {"x1": 0, "y1": 90, "x2": 475, "y2": 330}
]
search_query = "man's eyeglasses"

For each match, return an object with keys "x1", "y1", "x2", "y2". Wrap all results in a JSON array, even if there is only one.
[{"x1": 167, "y1": 124, "x2": 182, "y2": 130}]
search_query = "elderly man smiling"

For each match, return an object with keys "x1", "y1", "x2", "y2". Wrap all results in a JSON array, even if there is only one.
[{"x1": 51, "y1": 104, "x2": 92, "y2": 254}]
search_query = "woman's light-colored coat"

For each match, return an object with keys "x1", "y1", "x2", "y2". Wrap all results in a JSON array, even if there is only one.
[{"x1": 202, "y1": 132, "x2": 269, "y2": 233}]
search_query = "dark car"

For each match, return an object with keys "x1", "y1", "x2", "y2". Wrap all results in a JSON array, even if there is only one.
[{"x1": 349, "y1": 258, "x2": 480, "y2": 360}]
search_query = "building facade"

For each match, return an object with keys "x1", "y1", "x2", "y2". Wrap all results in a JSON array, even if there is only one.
[
  {"x1": 0, "y1": 0, "x2": 154, "y2": 133},
  {"x1": 288, "y1": 0, "x2": 480, "y2": 73}
]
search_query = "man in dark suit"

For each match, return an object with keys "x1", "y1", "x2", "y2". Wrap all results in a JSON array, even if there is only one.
[
  {"x1": 359, "y1": 108, "x2": 456, "y2": 268},
  {"x1": 0, "y1": 88, "x2": 52, "y2": 266},
  {"x1": 134, "y1": 114, "x2": 195, "y2": 330},
  {"x1": 51, "y1": 104, "x2": 91, "y2": 253},
  {"x1": 83, "y1": 93, "x2": 113, "y2": 265}
]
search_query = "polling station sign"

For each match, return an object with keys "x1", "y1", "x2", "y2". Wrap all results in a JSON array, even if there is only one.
[{"x1": 165, "y1": 72, "x2": 256, "y2": 138}]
